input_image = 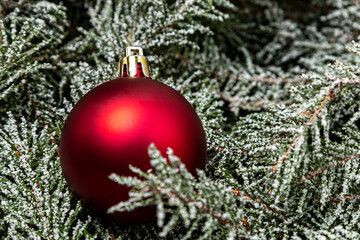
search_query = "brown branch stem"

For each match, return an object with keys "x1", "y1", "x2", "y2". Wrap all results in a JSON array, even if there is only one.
[
  {"x1": 232, "y1": 190, "x2": 284, "y2": 217},
  {"x1": 151, "y1": 186, "x2": 248, "y2": 237},
  {"x1": 207, "y1": 141, "x2": 246, "y2": 155},
  {"x1": 298, "y1": 155, "x2": 360, "y2": 184},
  {"x1": 13, "y1": 137, "x2": 55, "y2": 239},
  {"x1": 315, "y1": 194, "x2": 360, "y2": 203},
  {"x1": 329, "y1": 195, "x2": 360, "y2": 202},
  {"x1": 271, "y1": 81, "x2": 340, "y2": 173},
  {"x1": 232, "y1": 190, "x2": 312, "y2": 230},
  {"x1": 271, "y1": 77, "x2": 360, "y2": 173}
]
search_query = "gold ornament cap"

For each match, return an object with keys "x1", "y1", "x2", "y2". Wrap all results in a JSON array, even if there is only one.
[{"x1": 119, "y1": 46, "x2": 151, "y2": 78}]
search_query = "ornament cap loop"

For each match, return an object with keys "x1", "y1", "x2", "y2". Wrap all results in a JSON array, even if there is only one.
[{"x1": 120, "y1": 46, "x2": 151, "y2": 78}]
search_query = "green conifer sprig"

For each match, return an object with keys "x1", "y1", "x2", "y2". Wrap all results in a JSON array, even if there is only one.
[
  {"x1": 0, "y1": 1, "x2": 68, "y2": 126},
  {"x1": 0, "y1": 114, "x2": 96, "y2": 239},
  {"x1": 108, "y1": 144, "x2": 249, "y2": 239}
]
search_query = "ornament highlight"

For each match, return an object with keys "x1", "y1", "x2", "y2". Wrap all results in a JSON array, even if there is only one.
[{"x1": 60, "y1": 47, "x2": 207, "y2": 223}]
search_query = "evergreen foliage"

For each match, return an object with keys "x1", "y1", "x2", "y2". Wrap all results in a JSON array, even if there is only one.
[{"x1": 1, "y1": 0, "x2": 360, "y2": 239}]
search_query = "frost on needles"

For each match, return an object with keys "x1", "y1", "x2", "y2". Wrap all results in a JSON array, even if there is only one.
[
  {"x1": 0, "y1": 114, "x2": 93, "y2": 239},
  {"x1": 108, "y1": 144, "x2": 248, "y2": 239},
  {"x1": 1, "y1": 0, "x2": 360, "y2": 239}
]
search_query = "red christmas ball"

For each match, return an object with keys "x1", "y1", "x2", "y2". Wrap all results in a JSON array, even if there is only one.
[{"x1": 60, "y1": 77, "x2": 207, "y2": 223}]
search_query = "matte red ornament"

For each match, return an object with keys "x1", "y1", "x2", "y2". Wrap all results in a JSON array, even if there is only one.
[{"x1": 60, "y1": 47, "x2": 207, "y2": 223}]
